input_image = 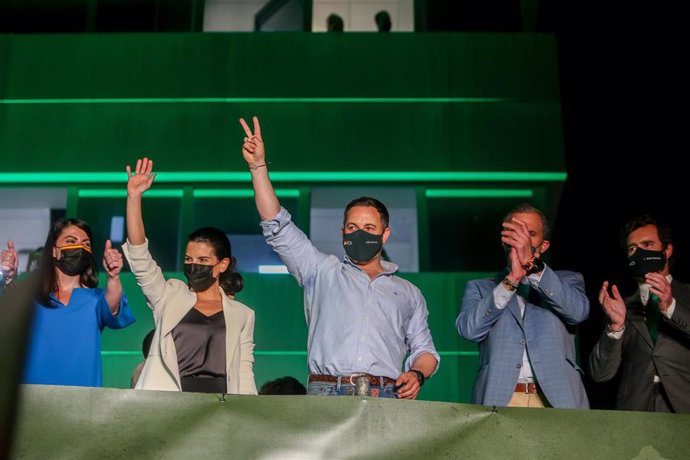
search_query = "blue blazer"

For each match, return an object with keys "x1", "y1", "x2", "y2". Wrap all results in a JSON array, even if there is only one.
[{"x1": 457, "y1": 267, "x2": 590, "y2": 409}]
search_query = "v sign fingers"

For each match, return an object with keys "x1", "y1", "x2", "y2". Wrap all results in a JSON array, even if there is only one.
[
  {"x1": 239, "y1": 117, "x2": 255, "y2": 138},
  {"x1": 252, "y1": 116, "x2": 262, "y2": 139},
  {"x1": 239, "y1": 117, "x2": 266, "y2": 166}
]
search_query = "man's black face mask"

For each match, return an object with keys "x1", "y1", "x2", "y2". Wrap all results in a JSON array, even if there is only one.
[
  {"x1": 628, "y1": 247, "x2": 666, "y2": 277},
  {"x1": 343, "y1": 229, "x2": 383, "y2": 263}
]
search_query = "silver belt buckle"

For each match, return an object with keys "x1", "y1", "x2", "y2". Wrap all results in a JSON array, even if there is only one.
[{"x1": 350, "y1": 374, "x2": 369, "y2": 396}]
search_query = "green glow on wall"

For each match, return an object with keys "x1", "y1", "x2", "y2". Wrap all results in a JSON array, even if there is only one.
[
  {"x1": 0, "y1": 97, "x2": 509, "y2": 105},
  {"x1": 425, "y1": 189, "x2": 534, "y2": 198},
  {"x1": 78, "y1": 189, "x2": 184, "y2": 198},
  {"x1": 0, "y1": 171, "x2": 567, "y2": 184},
  {"x1": 193, "y1": 189, "x2": 300, "y2": 198}
]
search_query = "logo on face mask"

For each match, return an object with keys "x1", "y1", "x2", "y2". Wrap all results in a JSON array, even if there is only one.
[
  {"x1": 628, "y1": 247, "x2": 666, "y2": 277},
  {"x1": 55, "y1": 245, "x2": 94, "y2": 276},
  {"x1": 342, "y1": 229, "x2": 383, "y2": 263},
  {"x1": 184, "y1": 263, "x2": 218, "y2": 292}
]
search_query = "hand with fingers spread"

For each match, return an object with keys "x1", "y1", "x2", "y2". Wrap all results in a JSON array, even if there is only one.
[
  {"x1": 239, "y1": 116, "x2": 266, "y2": 170},
  {"x1": 645, "y1": 272, "x2": 674, "y2": 312},
  {"x1": 126, "y1": 157, "x2": 157, "y2": 197},
  {"x1": 1, "y1": 239, "x2": 18, "y2": 279},
  {"x1": 125, "y1": 157, "x2": 156, "y2": 246},
  {"x1": 103, "y1": 240, "x2": 124, "y2": 279},
  {"x1": 599, "y1": 281, "x2": 626, "y2": 330}
]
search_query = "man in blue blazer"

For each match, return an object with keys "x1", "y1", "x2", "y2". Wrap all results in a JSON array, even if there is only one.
[{"x1": 457, "y1": 204, "x2": 590, "y2": 408}]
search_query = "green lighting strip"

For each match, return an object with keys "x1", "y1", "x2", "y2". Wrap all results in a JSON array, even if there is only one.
[
  {"x1": 0, "y1": 97, "x2": 510, "y2": 105},
  {"x1": 101, "y1": 350, "x2": 478, "y2": 357},
  {"x1": 193, "y1": 189, "x2": 300, "y2": 198},
  {"x1": 78, "y1": 189, "x2": 183, "y2": 198},
  {"x1": 426, "y1": 189, "x2": 534, "y2": 198},
  {"x1": 0, "y1": 171, "x2": 566, "y2": 184}
]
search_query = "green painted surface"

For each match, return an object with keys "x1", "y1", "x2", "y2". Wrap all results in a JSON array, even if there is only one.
[
  {"x1": 0, "y1": 33, "x2": 563, "y2": 174},
  {"x1": 12, "y1": 385, "x2": 690, "y2": 459}
]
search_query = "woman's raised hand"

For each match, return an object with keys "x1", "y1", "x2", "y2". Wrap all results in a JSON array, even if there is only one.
[{"x1": 126, "y1": 158, "x2": 156, "y2": 197}]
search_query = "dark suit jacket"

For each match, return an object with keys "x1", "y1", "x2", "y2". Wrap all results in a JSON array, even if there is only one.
[{"x1": 589, "y1": 279, "x2": 690, "y2": 412}]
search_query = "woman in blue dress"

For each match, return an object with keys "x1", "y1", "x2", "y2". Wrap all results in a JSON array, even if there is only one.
[{"x1": 8, "y1": 218, "x2": 135, "y2": 387}]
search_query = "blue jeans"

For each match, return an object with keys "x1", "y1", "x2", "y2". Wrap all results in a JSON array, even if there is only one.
[{"x1": 307, "y1": 380, "x2": 398, "y2": 398}]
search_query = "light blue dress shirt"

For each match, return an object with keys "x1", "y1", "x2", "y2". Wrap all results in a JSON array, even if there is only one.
[{"x1": 262, "y1": 207, "x2": 439, "y2": 379}]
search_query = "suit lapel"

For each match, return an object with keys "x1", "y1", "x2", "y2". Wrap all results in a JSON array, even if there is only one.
[
  {"x1": 508, "y1": 290, "x2": 525, "y2": 324},
  {"x1": 223, "y1": 295, "x2": 242, "y2": 375},
  {"x1": 161, "y1": 288, "x2": 196, "y2": 338},
  {"x1": 628, "y1": 296, "x2": 654, "y2": 348}
]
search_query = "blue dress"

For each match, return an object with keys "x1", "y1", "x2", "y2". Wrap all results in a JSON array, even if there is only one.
[{"x1": 23, "y1": 288, "x2": 135, "y2": 387}]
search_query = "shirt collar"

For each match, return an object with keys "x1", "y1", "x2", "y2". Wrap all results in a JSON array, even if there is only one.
[{"x1": 343, "y1": 255, "x2": 399, "y2": 276}]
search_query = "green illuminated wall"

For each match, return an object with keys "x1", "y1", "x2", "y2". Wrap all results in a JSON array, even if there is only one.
[{"x1": 0, "y1": 33, "x2": 563, "y2": 174}]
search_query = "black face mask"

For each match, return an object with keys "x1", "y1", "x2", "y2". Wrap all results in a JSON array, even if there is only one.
[
  {"x1": 628, "y1": 248, "x2": 667, "y2": 277},
  {"x1": 184, "y1": 263, "x2": 218, "y2": 292},
  {"x1": 343, "y1": 229, "x2": 383, "y2": 263},
  {"x1": 55, "y1": 245, "x2": 93, "y2": 276}
]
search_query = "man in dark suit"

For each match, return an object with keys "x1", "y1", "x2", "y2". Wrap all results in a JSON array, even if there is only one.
[
  {"x1": 589, "y1": 215, "x2": 690, "y2": 413},
  {"x1": 457, "y1": 204, "x2": 590, "y2": 408}
]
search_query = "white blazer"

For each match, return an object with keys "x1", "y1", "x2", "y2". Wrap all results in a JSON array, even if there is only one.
[{"x1": 122, "y1": 239, "x2": 257, "y2": 395}]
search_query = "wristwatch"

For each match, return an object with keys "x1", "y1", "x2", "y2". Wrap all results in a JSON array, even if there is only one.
[
  {"x1": 523, "y1": 256, "x2": 545, "y2": 275},
  {"x1": 409, "y1": 369, "x2": 426, "y2": 387}
]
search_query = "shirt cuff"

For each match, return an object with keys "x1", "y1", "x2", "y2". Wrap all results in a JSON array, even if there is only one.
[
  {"x1": 527, "y1": 268, "x2": 545, "y2": 285},
  {"x1": 606, "y1": 325, "x2": 625, "y2": 340},
  {"x1": 260, "y1": 207, "x2": 292, "y2": 236},
  {"x1": 662, "y1": 298, "x2": 676, "y2": 319},
  {"x1": 493, "y1": 283, "x2": 514, "y2": 309}
]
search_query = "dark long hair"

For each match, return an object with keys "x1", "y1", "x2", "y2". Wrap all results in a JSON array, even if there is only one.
[
  {"x1": 37, "y1": 218, "x2": 98, "y2": 307},
  {"x1": 188, "y1": 227, "x2": 243, "y2": 296}
]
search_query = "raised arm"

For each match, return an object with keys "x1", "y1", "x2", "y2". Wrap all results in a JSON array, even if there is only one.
[
  {"x1": 102, "y1": 239, "x2": 124, "y2": 314},
  {"x1": 240, "y1": 116, "x2": 280, "y2": 221},
  {"x1": 126, "y1": 158, "x2": 156, "y2": 246},
  {"x1": 123, "y1": 158, "x2": 171, "y2": 309}
]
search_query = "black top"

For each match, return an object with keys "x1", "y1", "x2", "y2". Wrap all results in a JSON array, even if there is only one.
[{"x1": 172, "y1": 307, "x2": 226, "y2": 378}]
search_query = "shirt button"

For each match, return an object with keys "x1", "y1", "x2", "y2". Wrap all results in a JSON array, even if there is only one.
[
  {"x1": 365, "y1": 316, "x2": 369, "y2": 320},
  {"x1": 519, "y1": 339, "x2": 526, "y2": 345},
  {"x1": 361, "y1": 336, "x2": 366, "y2": 341},
  {"x1": 516, "y1": 363, "x2": 522, "y2": 368},
  {"x1": 358, "y1": 357, "x2": 362, "y2": 361}
]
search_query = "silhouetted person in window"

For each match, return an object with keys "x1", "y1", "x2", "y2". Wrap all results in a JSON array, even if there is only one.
[
  {"x1": 326, "y1": 13, "x2": 344, "y2": 32},
  {"x1": 375, "y1": 10, "x2": 392, "y2": 32}
]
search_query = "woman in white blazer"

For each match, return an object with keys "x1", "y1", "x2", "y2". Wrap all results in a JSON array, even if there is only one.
[{"x1": 122, "y1": 158, "x2": 257, "y2": 395}]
